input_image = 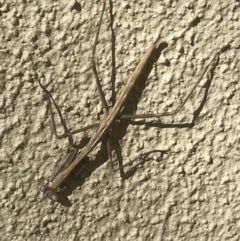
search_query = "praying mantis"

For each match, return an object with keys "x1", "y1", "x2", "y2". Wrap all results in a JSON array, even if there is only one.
[{"x1": 38, "y1": 0, "x2": 229, "y2": 201}]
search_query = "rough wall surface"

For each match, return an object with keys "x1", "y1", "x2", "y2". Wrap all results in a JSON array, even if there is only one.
[{"x1": 0, "y1": 0, "x2": 239, "y2": 240}]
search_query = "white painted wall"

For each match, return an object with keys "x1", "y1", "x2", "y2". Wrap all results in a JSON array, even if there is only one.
[{"x1": 0, "y1": 0, "x2": 239, "y2": 240}]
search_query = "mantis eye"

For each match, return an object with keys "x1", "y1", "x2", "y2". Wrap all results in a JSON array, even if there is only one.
[{"x1": 40, "y1": 185, "x2": 59, "y2": 202}]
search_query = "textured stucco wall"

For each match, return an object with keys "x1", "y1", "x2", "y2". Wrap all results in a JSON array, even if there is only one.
[{"x1": 0, "y1": 0, "x2": 239, "y2": 240}]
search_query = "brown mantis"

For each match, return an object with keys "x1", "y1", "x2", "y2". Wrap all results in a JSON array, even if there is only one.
[{"x1": 38, "y1": 0, "x2": 228, "y2": 201}]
